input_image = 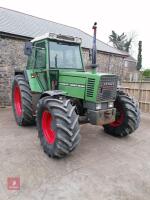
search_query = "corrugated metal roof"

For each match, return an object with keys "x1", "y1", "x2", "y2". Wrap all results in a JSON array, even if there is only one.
[{"x1": 0, "y1": 7, "x2": 128, "y2": 56}]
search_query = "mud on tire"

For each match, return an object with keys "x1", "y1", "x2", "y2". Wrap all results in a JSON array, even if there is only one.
[
  {"x1": 36, "y1": 97, "x2": 81, "y2": 158},
  {"x1": 103, "y1": 90, "x2": 140, "y2": 137}
]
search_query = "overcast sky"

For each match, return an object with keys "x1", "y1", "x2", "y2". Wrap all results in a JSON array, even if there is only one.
[{"x1": 0, "y1": 0, "x2": 149, "y2": 69}]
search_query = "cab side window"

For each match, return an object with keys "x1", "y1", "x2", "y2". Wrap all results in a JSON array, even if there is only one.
[
  {"x1": 27, "y1": 48, "x2": 35, "y2": 68},
  {"x1": 35, "y1": 42, "x2": 46, "y2": 68}
]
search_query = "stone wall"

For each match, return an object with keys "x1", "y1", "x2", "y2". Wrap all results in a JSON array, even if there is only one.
[
  {"x1": 82, "y1": 48, "x2": 125, "y2": 77},
  {"x1": 0, "y1": 36, "x2": 27, "y2": 107}
]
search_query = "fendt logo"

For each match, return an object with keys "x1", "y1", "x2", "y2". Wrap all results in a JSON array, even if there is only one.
[{"x1": 103, "y1": 82, "x2": 115, "y2": 86}]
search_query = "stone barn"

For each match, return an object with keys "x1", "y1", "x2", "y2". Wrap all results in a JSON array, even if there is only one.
[{"x1": 0, "y1": 7, "x2": 133, "y2": 107}]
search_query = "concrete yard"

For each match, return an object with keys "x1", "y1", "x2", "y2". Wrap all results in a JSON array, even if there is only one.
[{"x1": 0, "y1": 107, "x2": 150, "y2": 200}]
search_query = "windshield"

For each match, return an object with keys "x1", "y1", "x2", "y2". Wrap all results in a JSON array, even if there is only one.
[{"x1": 49, "y1": 41, "x2": 83, "y2": 69}]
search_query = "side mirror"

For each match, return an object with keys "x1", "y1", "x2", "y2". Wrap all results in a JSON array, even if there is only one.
[{"x1": 24, "y1": 41, "x2": 32, "y2": 56}]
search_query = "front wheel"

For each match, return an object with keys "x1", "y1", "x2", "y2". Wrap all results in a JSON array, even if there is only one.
[
  {"x1": 36, "y1": 97, "x2": 81, "y2": 158},
  {"x1": 103, "y1": 90, "x2": 140, "y2": 137}
]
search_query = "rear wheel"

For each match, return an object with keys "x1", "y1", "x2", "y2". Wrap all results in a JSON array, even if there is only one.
[
  {"x1": 103, "y1": 90, "x2": 140, "y2": 137},
  {"x1": 12, "y1": 75, "x2": 35, "y2": 126},
  {"x1": 36, "y1": 97, "x2": 81, "y2": 158}
]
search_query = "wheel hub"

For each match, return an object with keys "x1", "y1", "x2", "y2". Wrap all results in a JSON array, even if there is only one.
[
  {"x1": 42, "y1": 111, "x2": 56, "y2": 144},
  {"x1": 110, "y1": 103, "x2": 124, "y2": 127},
  {"x1": 14, "y1": 84, "x2": 22, "y2": 117}
]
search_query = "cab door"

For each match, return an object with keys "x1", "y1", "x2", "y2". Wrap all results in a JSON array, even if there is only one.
[{"x1": 26, "y1": 40, "x2": 50, "y2": 93}]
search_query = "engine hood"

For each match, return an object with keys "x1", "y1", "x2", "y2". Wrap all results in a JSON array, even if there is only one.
[{"x1": 58, "y1": 70, "x2": 117, "y2": 102}]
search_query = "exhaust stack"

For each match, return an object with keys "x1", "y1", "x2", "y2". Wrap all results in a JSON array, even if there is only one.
[{"x1": 91, "y1": 22, "x2": 98, "y2": 73}]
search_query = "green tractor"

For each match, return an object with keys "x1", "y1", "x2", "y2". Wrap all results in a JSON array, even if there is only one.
[{"x1": 12, "y1": 23, "x2": 140, "y2": 158}]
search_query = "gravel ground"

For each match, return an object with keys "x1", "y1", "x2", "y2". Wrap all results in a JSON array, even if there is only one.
[{"x1": 0, "y1": 107, "x2": 150, "y2": 200}]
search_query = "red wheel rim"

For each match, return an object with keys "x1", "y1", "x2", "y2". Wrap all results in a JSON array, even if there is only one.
[
  {"x1": 14, "y1": 84, "x2": 22, "y2": 117},
  {"x1": 42, "y1": 111, "x2": 56, "y2": 144},
  {"x1": 110, "y1": 103, "x2": 124, "y2": 127}
]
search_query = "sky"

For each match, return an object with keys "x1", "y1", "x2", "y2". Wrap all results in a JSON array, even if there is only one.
[{"x1": 0, "y1": 0, "x2": 149, "y2": 69}]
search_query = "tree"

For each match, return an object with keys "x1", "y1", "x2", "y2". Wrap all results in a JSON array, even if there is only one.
[
  {"x1": 143, "y1": 69, "x2": 150, "y2": 77},
  {"x1": 109, "y1": 31, "x2": 133, "y2": 52},
  {"x1": 136, "y1": 41, "x2": 142, "y2": 70}
]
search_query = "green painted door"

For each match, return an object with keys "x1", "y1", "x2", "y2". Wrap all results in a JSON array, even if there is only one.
[{"x1": 27, "y1": 41, "x2": 49, "y2": 93}]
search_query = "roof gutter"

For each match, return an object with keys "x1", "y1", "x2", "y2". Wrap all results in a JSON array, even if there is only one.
[{"x1": 0, "y1": 31, "x2": 32, "y2": 41}]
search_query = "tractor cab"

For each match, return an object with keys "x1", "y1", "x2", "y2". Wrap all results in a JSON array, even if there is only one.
[
  {"x1": 30, "y1": 33, "x2": 84, "y2": 71},
  {"x1": 25, "y1": 33, "x2": 83, "y2": 71},
  {"x1": 25, "y1": 33, "x2": 84, "y2": 92}
]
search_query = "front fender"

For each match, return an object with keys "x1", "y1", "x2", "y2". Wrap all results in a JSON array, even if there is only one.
[{"x1": 40, "y1": 90, "x2": 67, "y2": 99}]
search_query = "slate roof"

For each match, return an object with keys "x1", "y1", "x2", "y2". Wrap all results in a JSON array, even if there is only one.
[{"x1": 0, "y1": 7, "x2": 128, "y2": 57}]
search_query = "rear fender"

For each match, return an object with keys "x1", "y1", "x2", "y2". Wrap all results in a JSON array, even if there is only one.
[{"x1": 14, "y1": 69, "x2": 28, "y2": 82}]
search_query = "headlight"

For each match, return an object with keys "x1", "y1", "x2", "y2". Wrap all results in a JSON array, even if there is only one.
[
  {"x1": 96, "y1": 103, "x2": 101, "y2": 110},
  {"x1": 108, "y1": 102, "x2": 114, "y2": 108}
]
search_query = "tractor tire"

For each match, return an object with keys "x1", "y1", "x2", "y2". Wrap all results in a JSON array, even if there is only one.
[
  {"x1": 103, "y1": 90, "x2": 140, "y2": 137},
  {"x1": 36, "y1": 97, "x2": 81, "y2": 158},
  {"x1": 12, "y1": 75, "x2": 35, "y2": 126}
]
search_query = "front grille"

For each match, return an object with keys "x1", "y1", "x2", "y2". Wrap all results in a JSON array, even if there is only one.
[
  {"x1": 86, "y1": 78, "x2": 95, "y2": 97},
  {"x1": 97, "y1": 75, "x2": 118, "y2": 101}
]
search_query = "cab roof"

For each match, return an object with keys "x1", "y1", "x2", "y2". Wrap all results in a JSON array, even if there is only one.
[{"x1": 31, "y1": 32, "x2": 82, "y2": 44}]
